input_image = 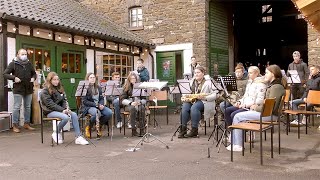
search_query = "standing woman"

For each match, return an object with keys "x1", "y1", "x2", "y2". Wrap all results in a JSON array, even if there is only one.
[
  {"x1": 121, "y1": 72, "x2": 146, "y2": 136},
  {"x1": 81, "y1": 73, "x2": 112, "y2": 139},
  {"x1": 40, "y1": 72, "x2": 88, "y2": 145}
]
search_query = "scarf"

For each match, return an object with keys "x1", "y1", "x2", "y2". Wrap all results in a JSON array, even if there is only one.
[{"x1": 15, "y1": 57, "x2": 29, "y2": 65}]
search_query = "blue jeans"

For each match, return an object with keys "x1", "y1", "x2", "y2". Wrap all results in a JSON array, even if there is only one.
[
  {"x1": 225, "y1": 106, "x2": 248, "y2": 126},
  {"x1": 47, "y1": 111, "x2": 81, "y2": 137},
  {"x1": 13, "y1": 94, "x2": 32, "y2": 124},
  {"x1": 87, "y1": 107, "x2": 112, "y2": 124},
  {"x1": 292, "y1": 99, "x2": 312, "y2": 111},
  {"x1": 181, "y1": 100, "x2": 204, "y2": 128},
  {"x1": 231, "y1": 111, "x2": 276, "y2": 146},
  {"x1": 112, "y1": 98, "x2": 122, "y2": 123},
  {"x1": 219, "y1": 101, "x2": 232, "y2": 114}
]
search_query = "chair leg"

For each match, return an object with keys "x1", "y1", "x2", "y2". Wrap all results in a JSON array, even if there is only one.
[
  {"x1": 231, "y1": 129, "x2": 233, "y2": 162},
  {"x1": 249, "y1": 131, "x2": 252, "y2": 153},
  {"x1": 264, "y1": 131, "x2": 267, "y2": 141},
  {"x1": 41, "y1": 119, "x2": 44, "y2": 144},
  {"x1": 242, "y1": 130, "x2": 245, "y2": 156},
  {"x1": 260, "y1": 130, "x2": 263, "y2": 165},
  {"x1": 278, "y1": 120, "x2": 281, "y2": 154},
  {"x1": 56, "y1": 121, "x2": 59, "y2": 146},
  {"x1": 271, "y1": 128, "x2": 274, "y2": 159},
  {"x1": 306, "y1": 115, "x2": 308, "y2": 135},
  {"x1": 166, "y1": 107, "x2": 168, "y2": 125},
  {"x1": 298, "y1": 115, "x2": 300, "y2": 139},
  {"x1": 205, "y1": 120, "x2": 207, "y2": 135}
]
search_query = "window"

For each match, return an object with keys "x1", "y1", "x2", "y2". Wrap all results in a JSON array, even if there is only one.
[
  {"x1": 102, "y1": 54, "x2": 133, "y2": 83},
  {"x1": 261, "y1": 5, "x2": 272, "y2": 23},
  {"x1": 61, "y1": 53, "x2": 81, "y2": 73},
  {"x1": 26, "y1": 48, "x2": 51, "y2": 72},
  {"x1": 129, "y1": 7, "x2": 143, "y2": 28}
]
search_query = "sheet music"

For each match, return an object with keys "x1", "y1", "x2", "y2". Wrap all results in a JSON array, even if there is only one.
[
  {"x1": 138, "y1": 81, "x2": 168, "y2": 90},
  {"x1": 287, "y1": 70, "x2": 301, "y2": 84},
  {"x1": 104, "y1": 87, "x2": 123, "y2": 96},
  {"x1": 75, "y1": 80, "x2": 90, "y2": 97}
]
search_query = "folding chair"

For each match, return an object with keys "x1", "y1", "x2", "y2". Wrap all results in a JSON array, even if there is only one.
[
  {"x1": 148, "y1": 90, "x2": 169, "y2": 126},
  {"x1": 229, "y1": 98, "x2": 276, "y2": 165},
  {"x1": 283, "y1": 90, "x2": 320, "y2": 139}
]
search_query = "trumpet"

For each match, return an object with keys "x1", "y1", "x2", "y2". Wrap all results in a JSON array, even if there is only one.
[{"x1": 182, "y1": 93, "x2": 209, "y2": 103}]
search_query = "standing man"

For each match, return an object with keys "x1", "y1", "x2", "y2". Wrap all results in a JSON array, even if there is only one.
[
  {"x1": 190, "y1": 56, "x2": 200, "y2": 78},
  {"x1": 287, "y1": 51, "x2": 309, "y2": 99},
  {"x1": 106, "y1": 72, "x2": 123, "y2": 128},
  {"x1": 4, "y1": 49, "x2": 37, "y2": 133},
  {"x1": 137, "y1": 58, "x2": 150, "y2": 82}
]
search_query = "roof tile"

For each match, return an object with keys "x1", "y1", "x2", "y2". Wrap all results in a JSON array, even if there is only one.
[{"x1": 0, "y1": 0, "x2": 150, "y2": 46}]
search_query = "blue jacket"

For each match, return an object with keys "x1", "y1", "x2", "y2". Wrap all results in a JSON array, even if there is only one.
[{"x1": 138, "y1": 67, "x2": 150, "y2": 82}]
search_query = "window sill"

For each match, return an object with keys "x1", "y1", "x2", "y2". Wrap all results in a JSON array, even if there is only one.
[{"x1": 129, "y1": 26, "x2": 144, "y2": 31}]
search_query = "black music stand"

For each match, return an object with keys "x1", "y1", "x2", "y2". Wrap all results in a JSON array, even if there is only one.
[
  {"x1": 131, "y1": 82, "x2": 169, "y2": 152},
  {"x1": 104, "y1": 81, "x2": 123, "y2": 141},
  {"x1": 286, "y1": 70, "x2": 301, "y2": 109},
  {"x1": 68, "y1": 80, "x2": 95, "y2": 147},
  {"x1": 170, "y1": 79, "x2": 192, "y2": 141},
  {"x1": 208, "y1": 75, "x2": 237, "y2": 155}
]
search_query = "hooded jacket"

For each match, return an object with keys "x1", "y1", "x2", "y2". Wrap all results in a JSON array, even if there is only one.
[
  {"x1": 287, "y1": 60, "x2": 309, "y2": 84},
  {"x1": 3, "y1": 57, "x2": 37, "y2": 95},
  {"x1": 302, "y1": 72, "x2": 320, "y2": 99},
  {"x1": 238, "y1": 76, "x2": 267, "y2": 108}
]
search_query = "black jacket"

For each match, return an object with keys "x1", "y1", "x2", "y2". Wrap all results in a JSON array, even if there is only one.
[
  {"x1": 302, "y1": 72, "x2": 320, "y2": 99},
  {"x1": 3, "y1": 59, "x2": 37, "y2": 95},
  {"x1": 80, "y1": 86, "x2": 104, "y2": 115},
  {"x1": 287, "y1": 61, "x2": 310, "y2": 84},
  {"x1": 40, "y1": 87, "x2": 68, "y2": 116}
]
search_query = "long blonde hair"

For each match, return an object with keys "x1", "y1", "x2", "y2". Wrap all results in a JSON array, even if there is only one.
[{"x1": 123, "y1": 72, "x2": 139, "y2": 92}]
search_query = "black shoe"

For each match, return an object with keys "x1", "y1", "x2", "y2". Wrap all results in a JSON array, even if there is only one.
[
  {"x1": 178, "y1": 125, "x2": 187, "y2": 138},
  {"x1": 184, "y1": 127, "x2": 198, "y2": 138},
  {"x1": 132, "y1": 128, "x2": 139, "y2": 137}
]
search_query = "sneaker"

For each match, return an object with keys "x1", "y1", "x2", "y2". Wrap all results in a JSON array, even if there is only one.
[
  {"x1": 23, "y1": 123, "x2": 35, "y2": 130},
  {"x1": 301, "y1": 116, "x2": 306, "y2": 125},
  {"x1": 116, "y1": 122, "x2": 123, "y2": 129},
  {"x1": 52, "y1": 132, "x2": 63, "y2": 144},
  {"x1": 290, "y1": 119, "x2": 304, "y2": 126},
  {"x1": 12, "y1": 123, "x2": 20, "y2": 133},
  {"x1": 75, "y1": 136, "x2": 89, "y2": 145},
  {"x1": 226, "y1": 144, "x2": 243, "y2": 152},
  {"x1": 127, "y1": 122, "x2": 132, "y2": 129}
]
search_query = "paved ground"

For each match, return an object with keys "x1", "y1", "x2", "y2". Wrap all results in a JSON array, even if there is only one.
[{"x1": 1, "y1": 110, "x2": 320, "y2": 179}]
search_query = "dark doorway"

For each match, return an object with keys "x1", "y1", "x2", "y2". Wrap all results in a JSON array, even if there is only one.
[{"x1": 232, "y1": 0, "x2": 308, "y2": 72}]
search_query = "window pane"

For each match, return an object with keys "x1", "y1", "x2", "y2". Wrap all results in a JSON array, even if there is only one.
[
  {"x1": 131, "y1": 9, "x2": 136, "y2": 15},
  {"x1": 35, "y1": 49, "x2": 42, "y2": 71},
  {"x1": 138, "y1": 21, "x2": 143, "y2": 27},
  {"x1": 27, "y1": 48, "x2": 34, "y2": 65},
  {"x1": 138, "y1": 14, "x2": 142, "y2": 20},
  {"x1": 137, "y1": 8, "x2": 142, "y2": 14},
  {"x1": 131, "y1": 22, "x2": 137, "y2": 27},
  {"x1": 44, "y1": 50, "x2": 51, "y2": 72},
  {"x1": 69, "y1": 54, "x2": 75, "y2": 73},
  {"x1": 76, "y1": 54, "x2": 81, "y2": 73},
  {"x1": 62, "y1": 53, "x2": 68, "y2": 73}
]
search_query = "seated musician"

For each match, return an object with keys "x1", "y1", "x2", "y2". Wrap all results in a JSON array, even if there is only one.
[
  {"x1": 178, "y1": 66, "x2": 219, "y2": 138},
  {"x1": 106, "y1": 72, "x2": 123, "y2": 128},
  {"x1": 224, "y1": 66, "x2": 267, "y2": 126},
  {"x1": 290, "y1": 64, "x2": 320, "y2": 125},
  {"x1": 219, "y1": 63, "x2": 248, "y2": 113},
  {"x1": 81, "y1": 73, "x2": 112, "y2": 139},
  {"x1": 40, "y1": 72, "x2": 88, "y2": 145},
  {"x1": 227, "y1": 65, "x2": 286, "y2": 151},
  {"x1": 121, "y1": 72, "x2": 146, "y2": 136}
]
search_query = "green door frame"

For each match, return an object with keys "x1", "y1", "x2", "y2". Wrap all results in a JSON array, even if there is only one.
[{"x1": 16, "y1": 36, "x2": 86, "y2": 110}]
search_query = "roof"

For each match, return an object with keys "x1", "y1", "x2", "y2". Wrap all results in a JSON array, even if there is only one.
[{"x1": 0, "y1": 0, "x2": 151, "y2": 47}]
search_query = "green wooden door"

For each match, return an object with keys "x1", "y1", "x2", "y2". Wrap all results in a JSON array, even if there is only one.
[
  {"x1": 209, "y1": 1, "x2": 229, "y2": 76},
  {"x1": 57, "y1": 45, "x2": 86, "y2": 110},
  {"x1": 16, "y1": 36, "x2": 56, "y2": 83},
  {"x1": 156, "y1": 52, "x2": 176, "y2": 85}
]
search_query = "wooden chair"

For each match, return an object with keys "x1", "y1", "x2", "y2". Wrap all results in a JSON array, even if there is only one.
[
  {"x1": 248, "y1": 96, "x2": 285, "y2": 154},
  {"x1": 283, "y1": 90, "x2": 320, "y2": 139},
  {"x1": 229, "y1": 98, "x2": 276, "y2": 165},
  {"x1": 148, "y1": 90, "x2": 169, "y2": 126},
  {"x1": 39, "y1": 101, "x2": 63, "y2": 146}
]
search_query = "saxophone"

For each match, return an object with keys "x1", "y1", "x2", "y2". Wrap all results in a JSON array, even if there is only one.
[{"x1": 182, "y1": 93, "x2": 209, "y2": 103}]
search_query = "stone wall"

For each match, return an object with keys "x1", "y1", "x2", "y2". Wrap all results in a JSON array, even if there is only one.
[
  {"x1": 80, "y1": 0, "x2": 208, "y2": 66},
  {"x1": 308, "y1": 25, "x2": 320, "y2": 66}
]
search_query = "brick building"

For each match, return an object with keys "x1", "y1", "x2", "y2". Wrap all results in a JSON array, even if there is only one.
[{"x1": 81, "y1": 0, "x2": 320, "y2": 83}]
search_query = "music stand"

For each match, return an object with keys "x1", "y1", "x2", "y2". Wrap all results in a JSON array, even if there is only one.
[
  {"x1": 183, "y1": 73, "x2": 192, "y2": 80},
  {"x1": 170, "y1": 79, "x2": 192, "y2": 141},
  {"x1": 104, "y1": 81, "x2": 123, "y2": 141},
  {"x1": 131, "y1": 81, "x2": 169, "y2": 152},
  {"x1": 207, "y1": 75, "x2": 237, "y2": 155},
  {"x1": 286, "y1": 70, "x2": 301, "y2": 109},
  {"x1": 67, "y1": 80, "x2": 95, "y2": 147}
]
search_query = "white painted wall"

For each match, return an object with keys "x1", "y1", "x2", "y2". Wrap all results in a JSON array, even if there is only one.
[
  {"x1": 6, "y1": 37, "x2": 26, "y2": 125},
  {"x1": 153, "y1": 43, "x2": 193, "y2": 79},
  {"x1": 86, "y1": 49, "x2": 95, "y2": 74}
]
